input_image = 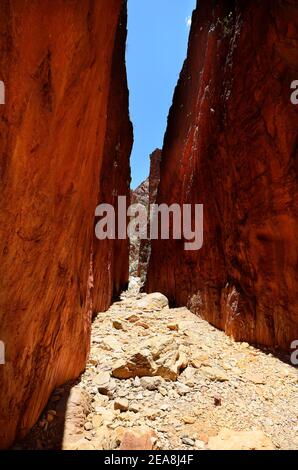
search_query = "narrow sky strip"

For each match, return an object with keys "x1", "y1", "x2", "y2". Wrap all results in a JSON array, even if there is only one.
[{"x1": 126, "y1": 0, "x2": 196, "y2": 188}]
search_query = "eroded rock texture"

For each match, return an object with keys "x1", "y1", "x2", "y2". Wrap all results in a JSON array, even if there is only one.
[
  {"x1": 147, "y1": 0, "x2": 298, "y2": 350},
  {"x1": 0, "y1": 0, "x2": 129, "y2": 448},
  {"x1": 129, "y1": 178, "x2": 149, "y2": 276},
  {"x1": 129, "y1": 149, "x2": 161, "y2": 279},
  {"x1": 93, "y1": 2, "x2": 133, "y2": 313},
  {"x1": 138, "y1": 149, "x2": 161, "y2": 281}
]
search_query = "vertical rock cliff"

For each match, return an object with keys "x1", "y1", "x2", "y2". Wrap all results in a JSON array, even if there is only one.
[
  {"x1": 147, "y1": 0, "x2": 298, "y2": 350},
  {"x1": 93, "y1": 2, "x2": 133, "y2": 313},
  {"x1": 0, "y1": 0, "x2": 130, "y2": 448}
]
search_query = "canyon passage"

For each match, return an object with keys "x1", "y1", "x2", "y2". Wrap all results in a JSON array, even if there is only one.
[{"x1": 0, "y1": 0, "x2": 298, "y2": 451}]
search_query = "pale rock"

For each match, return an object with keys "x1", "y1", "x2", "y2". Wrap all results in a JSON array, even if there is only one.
[
  {"x1": 93, "y1": 425, "x2": 115, "y2": 450},
  {"x1": 112, "y1": 349, "x2": 157, "y2": 379},
  {"x1": 140, "y1": 376, "x2": 163, "y2": 391},
  {"x1": 144, "y1": 408, "x2": 160, "y2": 420},
  {"x1": 84, "y1": 422, "x2": 93, "y2": 431},
  {"x1": 208, "y1": 429, "x2": 274, "y2": 450},
  {"x1": 114, "y1": 426, "x2": 126, "y2": 446},
  {"x1": 180, "y1": 366, "x2": 197, "y2": 387},
  {"x1": 202, "y1": 366, "x2": 229, "y2": 382},
  {"x1": 134, "y1": 377, "x2": 141, "y2": 387},
  {"x1": 135, "y1": 393, "x2": 144, "y2": 400},
  {"x1": 63, "y1": 388, "x2": 92, "y2": 443},
  {"x1": 92, "y1": 415, "x2": 104, "y2": 428},
  {"x1": 94, "y1": 371, "x2": 115, "y2": 397},
  {"x1": 101, "y1": 409, "x2": 115, "y2": 424},
  {"x1": 64, "y1": 438, "x2": 95, "y2": 451},
  {"x1": 114, "y1": 398, "x2": 129, "y2": 412},
  {"x1": 134, "y1": 293, "x2": 169, "y2": 310},
  {"x1": 102, "y1": 336, "x2": 123, "y2": 352},
  {"x1": 232, "y1": 367, "x2": 243, "y2": 376},
  {"x1": 128, "y1": 277, "x2": 142, "y2": 291},
  {"x1": 93, "y1": 395, "x2": 109, "y2": 408},
  {"x1": 176, "y1": 382, "x2": 191, "y2": 396},
  {"x1": 195, "y1": 440, "x2": 205, "y2": 449},
  {"x1": 190, "y1": 353, "x2": 210, "y2": 368},
  {"x1": 182, "y1": 416, "x2": 196, "y2": 424},
  {"x1": 182, "y1": 437, "x2": 195, "y2": 446},
  {"x1": 176, "y1": 345, "x2": 189, "y2": 370},
  {"x1": 160, "y1": 403, "x2": 170, "y2": 411},
  {"x1": 155, "y1": 346, "x2": 188, "y2": 381},
  {"x1": 246, "y1": 373, "x2": 266, "y2": 385},
  {"x1": 145, "y1": 335, "x2": 174, "y2": 359},
  {"x1": 129, "y1": 402, "x2": 140, "y2": 413}
]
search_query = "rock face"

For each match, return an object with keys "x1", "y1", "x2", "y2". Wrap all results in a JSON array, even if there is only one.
[
  {"x1": 138, "y1": 149, "x2": 162, "y2": 281},
  {"x1": 131, "y1": 179, "x2": 150, "y2": 207},
  {"x1": 93, "y1": 2, "x2": 133, "y2": 312},
  {"x1": 147, "y1": 0, "x2": 298, "y2": 350},
  {"x1": 129, "y1": 178, "x2": 149, "y2": 276},
  {"x1": 0, "y1": 0, "x2": 130, "y2": 448},
  {"x1": 129, "y1": 149, "x2": 161, "y2": 279}
]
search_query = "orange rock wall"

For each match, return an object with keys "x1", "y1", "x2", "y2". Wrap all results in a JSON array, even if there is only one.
[
  {"x1": 0, "y1": 0, "x2": 128, "y2": 448},
  {"x1": 93, "y1": 2, "x2": 133, "y2": 313},
  {"x1": 147, "y1": 0, "x2": 298, "y2": 350}
]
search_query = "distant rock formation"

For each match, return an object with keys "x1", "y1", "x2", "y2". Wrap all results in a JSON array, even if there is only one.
[
  {"x1": 130, "y1": 149, "x2": 161, "y2": 280},
  {"x1": 129, "y1": 178, "x2": 149, "y2": 276},
  {"x1": 138, "y1": 149, "x2": 162, "y2": 281},
  {"x1": 146, "y1": 0, "x2": 298, "y2": 350}
]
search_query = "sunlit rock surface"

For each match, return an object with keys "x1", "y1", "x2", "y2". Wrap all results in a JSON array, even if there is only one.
[
  {"x1": 0, "y1": 0, "x2": 130, "y2": 448},
  {"x1": 147, "y1": 0, "x2": 298, "y2": 350}
]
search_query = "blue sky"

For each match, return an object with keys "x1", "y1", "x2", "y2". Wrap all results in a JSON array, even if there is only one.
[{"x1": 126, "y1": 0, "x2": 196, "y2": 189}]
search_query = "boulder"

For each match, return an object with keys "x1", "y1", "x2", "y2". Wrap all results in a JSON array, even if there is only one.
[
  {"x1": 135, "y1": 293, "x2": 169, "y2": 310},
  {"x1": 119, "y1": 427, "x2": 157, "y2": 451}
]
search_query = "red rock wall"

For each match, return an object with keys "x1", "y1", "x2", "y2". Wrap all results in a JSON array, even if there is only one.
[
  {"x1": 147, "y1": 0, "x2": 298, "y2": 350},
  {"x1": 0, "y1": 0, "x2": 127, "y2": 448},
  {"x1": 93, "y1": 2, "x2": 133, "y2": 313}
]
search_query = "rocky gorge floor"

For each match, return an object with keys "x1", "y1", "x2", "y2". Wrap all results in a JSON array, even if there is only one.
[{"x1": 17, "y1": 279, "x2": 298, "y2": 450}]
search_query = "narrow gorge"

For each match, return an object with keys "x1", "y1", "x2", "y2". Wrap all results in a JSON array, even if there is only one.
[{"x1": 0, "y1": 0, "x2": 297, "y2": 452}]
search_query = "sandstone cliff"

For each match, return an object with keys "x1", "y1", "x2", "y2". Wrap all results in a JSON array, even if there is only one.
[
  {"x1": 0, "y1": 0, "x2": 130, "y2": 448},
  {"x1": 147, "y1": 0, "x2": 298, "y2": 350},
  {"x1": 93, "y1": 2, "x2": 133, "y2": 313}
]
